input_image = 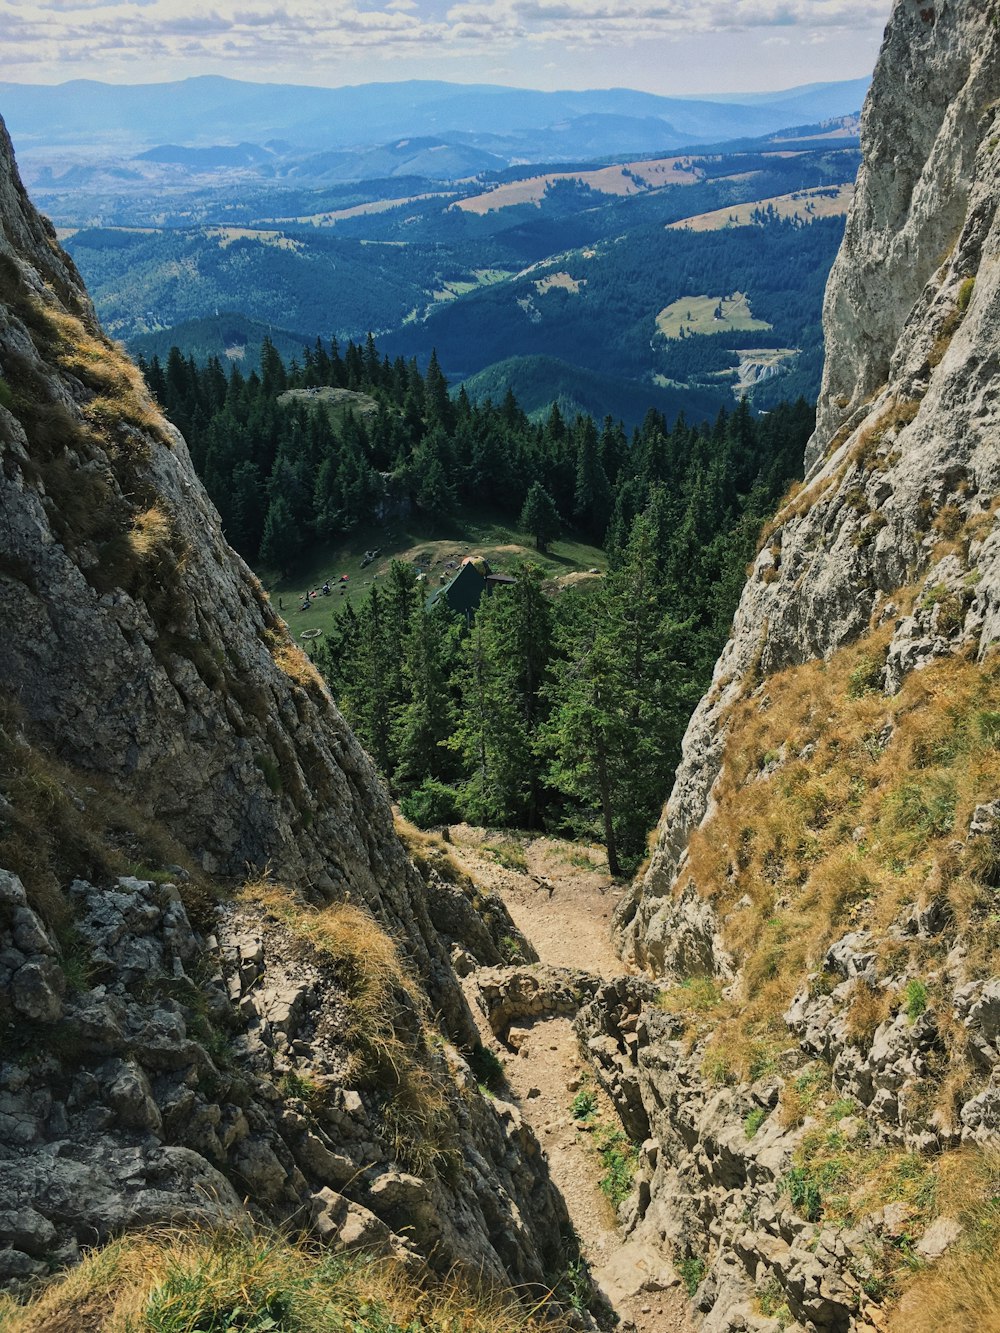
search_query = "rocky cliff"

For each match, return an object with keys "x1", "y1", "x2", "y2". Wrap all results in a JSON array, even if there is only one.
[
  {"x1": 602, "y1": 2, "x2": 1000, "y2": 1329},
  {"x1": 0, "y1": 112, "x2": 582, "y2": 1318}
]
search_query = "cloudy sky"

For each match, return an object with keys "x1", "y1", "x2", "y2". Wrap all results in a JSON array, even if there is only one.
[{"x1": 3, "y1": 0, "x2": 893, "y2": 94}]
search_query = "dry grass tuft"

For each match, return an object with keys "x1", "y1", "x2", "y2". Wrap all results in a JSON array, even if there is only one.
[
  {"x1": 263, "y1": 629, "x2": 328, "y2": 700},
  {"x1": 889, "y1": 1148, "x2": 1000, "y2": 1333},
  {"x1": 845, "y1": 979, "x2": 893, "y2": 1051},
  {"x1": 33, "y1": 302, "x2": 170, "y2": 442},
  {"x1": 681, "y1": 628, "x2": 1000, "y2": 1089},
  {"x1": 0, "y1": 1225, "x2": 568, "y2": 1332},
  {"x1": 240, "y1": 876, "x2": 457, "y2": 1174},
  {"x1": 394, "y1": 811, "x2": 469, "y2": 885}
]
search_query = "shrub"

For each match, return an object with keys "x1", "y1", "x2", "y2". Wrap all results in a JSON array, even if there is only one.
[
  {"x1": 905, "y1": 979, "x2": 929, "y2": 1023},
  {"x1": 399, "y1": 778, "x2": 462, "y2": 828},
  {"x1": 848, "y1": 653, "x2": 884, "y2": 698},
  {"x1": 595, "y1": 1127, "x2": 639, "y2": 1208},
  {"x1": 785, "y1": 1164, "x2": 825, "y2": 1221},
  {"x1": 467, "y1": 1041, "x2": 505, "y2": 1091},
  {"x1": 677, "y1": 1256, "x2": 707, "y2": 1296},
  {"x1": 957, "y1": 277, "x2": 975, "y2": 313},
  {"x1": 571, "y1": 1089, "x2": 598, "y2": 1120},
  {"x1": 744, "y1": 1107, "x2": 769, "y2": 1138}
]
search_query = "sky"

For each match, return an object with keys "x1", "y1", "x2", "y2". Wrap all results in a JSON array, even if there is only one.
[{"x1": 2, "y1": 0, "x2": 893, "y2": 95}]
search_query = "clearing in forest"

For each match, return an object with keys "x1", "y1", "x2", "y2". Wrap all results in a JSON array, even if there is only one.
[
  {"x1": 655, "y1": 291, "x2": 771, "y2": 340},
  {"x1": 668, "y1": 182, "x2": 855, "y2": 232}
]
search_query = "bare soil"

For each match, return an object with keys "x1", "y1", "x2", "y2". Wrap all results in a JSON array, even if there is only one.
[{"x1": 451, "y1": 827, "x2": 694, "y2": 1333}]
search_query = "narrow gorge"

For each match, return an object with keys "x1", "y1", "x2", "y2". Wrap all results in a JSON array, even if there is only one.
[{"x1": 1, "y1": 0, "x2": 1000, "y2": 1330}]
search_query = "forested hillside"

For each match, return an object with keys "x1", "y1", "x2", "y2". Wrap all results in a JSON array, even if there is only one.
[
  {"x1": 146, "y1": 336, "x2": 812, "y2": 871},
  {"x1": 59, "y1": 134, "x2": 858, "y2": 426},
  {"x1": 390, "y1": 214, "x2": 844, "y2": 408}
]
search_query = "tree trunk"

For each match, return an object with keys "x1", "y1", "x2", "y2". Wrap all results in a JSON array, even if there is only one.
[{"x1": 594, "y1": 735, "x2": 620, "y2": 877}]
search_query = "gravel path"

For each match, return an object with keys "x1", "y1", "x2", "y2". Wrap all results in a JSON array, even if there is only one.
[{"x1": 451, "y1": 827, "x2": 695, "y2": 1333}]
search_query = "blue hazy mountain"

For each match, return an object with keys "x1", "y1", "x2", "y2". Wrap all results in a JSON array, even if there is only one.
[{"x1": 0, "y1": 75, "x2": 870, "y2": 163}]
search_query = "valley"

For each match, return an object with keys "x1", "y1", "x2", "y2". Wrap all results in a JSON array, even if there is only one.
[
  {"x1": 4, "y1": 6, "x2": 1000, "y2": 1332},
  {"x1": 32, "y1": 119, "x2": 860, "y2": 427}
]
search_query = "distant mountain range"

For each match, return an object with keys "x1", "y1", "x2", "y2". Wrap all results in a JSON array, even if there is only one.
[{"x1": 1, "y1": 75, "x2": 870, "y2": 172}]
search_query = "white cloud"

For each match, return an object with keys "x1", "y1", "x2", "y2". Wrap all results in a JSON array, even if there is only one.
[{"x1": 0, "y1": 0, "x2": 891, "y2": 83}]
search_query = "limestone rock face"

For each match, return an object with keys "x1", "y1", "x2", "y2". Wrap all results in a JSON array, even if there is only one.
[
  {"x1": 0, "y1": 113, "x2": 466, "y2": 1028},
  {"x1": 811, "y1": 0, "x2": 998, "y2": 465},
  {"x1": 617, "y1": 0, "x2": 1000, "y2": 970},
  {"x1": 600, "y1": 4, "x2": 1000, "y2": 1328},
  {"x1": 0, "y1": 115, "x2": 574, "y2": 1300}
]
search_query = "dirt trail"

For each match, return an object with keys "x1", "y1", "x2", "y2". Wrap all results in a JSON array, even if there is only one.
[{"x1": 448, "y1": 827, "x2": 694, "y2": 1333}]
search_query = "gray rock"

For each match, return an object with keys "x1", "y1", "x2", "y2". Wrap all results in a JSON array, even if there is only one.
[
  {"x1": 11, "y1": 958, "x2": 65, "y2": 1022},
  {"x1": 103, "y1": 1060, "x2": 163, "y2": 1132},
  {"x1": 916, "y1": 1216, "x2": 962, "y2": 1259},
  {"x1": 0, "y1": 1207, "x2": 57, "y2": 1256}
]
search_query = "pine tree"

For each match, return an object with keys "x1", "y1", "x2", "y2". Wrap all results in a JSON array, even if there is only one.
[
  {"x1": 573, "y1": 415, "x2": 613, "y2": 543},
  {"x1": 519, "y1": 482, "x2": 561, "y2": 553},
  {"x1": 455, "y1": 598, "x2": 533, "y2": 825},
  {"x1": 393, "y1": 601, "x2": 459, "y2": 786}
]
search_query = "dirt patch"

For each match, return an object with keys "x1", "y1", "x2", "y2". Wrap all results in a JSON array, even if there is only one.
[
  {"x1": 447, "y1": 826, "x2": 623, "y2": 976},
  {"x1": 457, "y1": 828, "x2": 694, "y2": 1333}
]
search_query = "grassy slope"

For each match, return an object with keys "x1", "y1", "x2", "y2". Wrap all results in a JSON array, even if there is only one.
[
  {"x1": 268, "y1": 505, "x2": 607, "y2": 636},
  {"x1": 655, "y1": 291, "x2": 772, "y2": 339},
  {"x1": 0, "y1": 1227, "x2": 570, "y2": 1332}
]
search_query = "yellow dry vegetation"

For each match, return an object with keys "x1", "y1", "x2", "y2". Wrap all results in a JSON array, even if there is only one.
[
  {"x1": 680, "y1": 634, "x2": 1000, "y2": 1092},
  {"x1": 240, "y1": 876, "x2": 456, "y2": 1175},
  {"x1": 656, "y1": 291, "x2": 771, "y2": 340},
  {"x1": 455, "y1": 157, "x2": 703, "y2": 214},
  {"x1": 127, "y1": 503, "x2": 174, "y2": 563},
  {"x1": 394, "y1": 811, "x2": 469, "y2": 886},
  {"x1": 264, "y1": 628, "x2": 328, "y2": 699},
  {"x1": 37, "y1": 302, "x2": 169, "y2": 442},
  {"x1": 0, "y1": 1225, "x2": 570, "y2": 1332},
  {"x1": 203, "y1": 226, "x2": 302, "y2": 251},
  {"x1": 669, "y1": 183, "x2": 855, "y2": 233},
  {"x1": 889, "y1": 1148, "x2": 1000, "y2": 1333},
  {"x1": 267, "y1": 192, "x2": 456, "y2": 225},
  {"x1": 534, "y1": 272, "x2": 585, "y2": 295}
]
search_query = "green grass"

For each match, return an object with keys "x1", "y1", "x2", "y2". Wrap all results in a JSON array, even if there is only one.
[
  {"x1": 0, "y1": 1227, "x2": 572, "y2": 1332},
  {"x1": 905, "y1": 979, "x2": 929, "y2": 1022},
  {"x1": 483, "y1": 838, "x2": 529, "y2": 873},
  {"x1": 269, "y1": 505, "x2": 607, "y2": 631},
  {"x1": 677, "y1": 1256, "x2": 707, "y2": 1296},
  {"x1": 744, "y1": 1107, "x2": 769, "y2": 1138},
  {"x1": 595, "y1": 1127, "x2": 639, "y2": 1208},
  {"x1": 571, "y1": 1090, "x2": 598, "y2": 1121},
  {"x1": 655, "y1": 291, "x2": 772, "y2": 340}
]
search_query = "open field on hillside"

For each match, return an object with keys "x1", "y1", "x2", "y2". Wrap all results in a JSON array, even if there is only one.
[
  {"x1": 534, "y1": 271, "x2": 586, "y2": 295},
  {"x1": 455, "y1": 156, "x2": 704, "y2": 214},
  {"x1": 655, "y1": 291, "x2": 772, "y2": 339},
  {"x1": 268, "y1": 192, "x2": 458, "y2": 225},
  {"x1": 203, "y1": 226, "x2": 303, "y2": 250},
  {"x1": 669, "y1": 182, "x2": 855, "y2": 232},
  {"x1": 432, "y1": 268, "x2": 515, "y2": 301},
  {"x1": 277, "y1": 385, "x2": 381, "y2": 427},
  {"x1": 268, "y1": 507, "x2": 607, "y2": 632}
]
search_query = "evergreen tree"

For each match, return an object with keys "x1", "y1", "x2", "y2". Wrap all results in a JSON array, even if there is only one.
[
  {"x1": 519, "y1": 482, "x2": 561, "y2": 553},
  {"x1": 394, "y1": 600, "x2": 460, "y2": 786},
  {"x1": 455, "y1": 597, "x2": 534, "y2": 825}
]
